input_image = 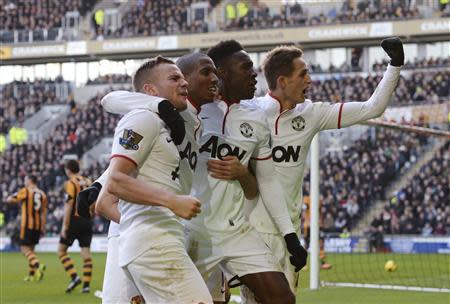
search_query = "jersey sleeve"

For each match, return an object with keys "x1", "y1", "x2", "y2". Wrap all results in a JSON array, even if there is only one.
[
  {"x1": 111, "y1": 109, "x2": 161, "y2": 168},
  {"x1": 64, "y1": 181, "x2": 76, "y2": 202},
  {"x1": 13, "y1": 188, "x2": 27, "y2": 201},
  {"x1": 313, "y1": 101, "x2": 343, "y2": 131},
  {"x1": 101, "y1": 91, "x2": 166, "y2": 115},
  {"x1": 251, "y1": 114, "x2": 273, "y2": 160},
  {"x1": 94, "y1": 168, "x2": 109, "y2": 187},
  {"x1": 315, "y1": 64, "x2": 401, "y2": 131},
  {"x1": 41, "y1": 194, "x2": 48, "y2": 214}
]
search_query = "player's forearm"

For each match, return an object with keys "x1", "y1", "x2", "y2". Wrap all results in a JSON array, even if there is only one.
[
  {"x1": 101, "y1": 91, "x2": 164, "y2": 115},
  {"x1": 106, "y1": 171, "x2": 176, "y2": 210},
  {"x1": 254, "y1": 160, "x2": 295, "y2": 236},
  {"x1": 95, "y1": 187, "x2": 121, "y2": 223},
  {"x1": 6, "y1": 196, "x2": 18, "y2": 203},
  {"x1": 237, "y1": 168, "x2": 258, "y2": 200},
  {"x1": 62, "y1": 203, "x2": 72, "y2": 230},
  {"x1": 340, "y1": 65, "x2": 401, "y2": 128}
]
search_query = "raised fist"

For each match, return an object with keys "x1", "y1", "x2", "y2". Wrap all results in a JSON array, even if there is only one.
[{"x1": 381, "y1": 37, "x2": 404, "y2": 67}]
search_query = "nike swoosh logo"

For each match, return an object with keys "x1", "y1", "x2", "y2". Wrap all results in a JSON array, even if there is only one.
[
  {"x1": 201, "y1": 117, "x2": 210, "y2": 120},
  {"x1": 166, "y1": 138, "x2": 173, "y2": 143}
]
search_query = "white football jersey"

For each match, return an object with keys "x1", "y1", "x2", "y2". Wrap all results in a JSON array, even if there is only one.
[
  {"x1": 102, "y1": 91, "x2": 201, "y2": 196},
  {"x1": 247, "y1": 94, "x2": 343, "y2": 234},
  {"x1": 111, "y1": 109, "x2": 184, "y2": 266},
  {"x1": 248, "y1": 65, "x2": 401, "y2": 234},
  {"x1": 188, "y1": 100, "x2": 272, "y2": 234},
  {"x1": 178, "y1": 100, "x2": 202, "y2": 195}
]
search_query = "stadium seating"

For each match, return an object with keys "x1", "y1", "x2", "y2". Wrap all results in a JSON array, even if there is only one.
[
  {"x1": 372, "y1": 142, "x2": 449, "y2": 236},
  {"x1": 372, "y1": 56, "x2": 450, "y2": 71},
  {"x1": 0, "y1": 0, "x2": 97, "y2": 42},
  {"x1": 223, "y1": 0, "x2": 422, "y2": 30},
  {"x1": 302, "y1": 127, "x2": 428, "y2": 233},
  {"x1": 0, "y1": 78, "x2": 71, "y2": 134},
  {"x1": 0, "y1": 91, "x2": 119, "y2": 236},
  {"x1": 309, "y1": 70, "x2": 449, "y2": 106}
]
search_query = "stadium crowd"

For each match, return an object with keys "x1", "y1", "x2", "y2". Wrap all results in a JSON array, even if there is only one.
[
  {"x1": 98, "y1": 0, "x2": 209, "y2": 39},
  {"x1": 86, "y1": 74, "x2": 131, "y2": 85},
  {"x1": 223, "y1": 0, "x2": 422, "y2": 31},
  {"x1": 302, "y1": 128, "x2": 428, "y2": 233},
  {"x1": 0, "y1": 78, "x2": 70, "y2": 134},
  {"x1": 371, "y1": 142, "x2": 449, "y2": 236},
  {"x1": 372, "y1": 56, "x2": 450, "y2": 72},
  {"x1": 2, "y1": 0, "x2": 447, "y2": 42},
  {"x1": 308, "y1": 70, "x2": 449, "y2": 106},
  {"x1": 0, "y1": 91, "x2": 119, "y2": 239},
  {"x1": 0, "y1": 0, "x2": 97, "y2": 41}
]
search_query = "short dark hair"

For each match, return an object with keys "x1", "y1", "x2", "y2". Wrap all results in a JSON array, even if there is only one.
[
  {"x1": 28, "y1": 175, "x2": 38, "y2": 184},
  {"x1": 65, "y1": 159, "x2": 80, "y2": 174},
  {"x1": 176, "y1": 52, "x2": 209, "y2": 76},
  {"x1": 206, "y1": 40, "x2": 243, "y2": 68},
  {"x1": 262, "y1": 46, "x2": 304, "y2": 91},
  {"x1": 132, "y1": 56, "x2": 175, "y2": 92}
]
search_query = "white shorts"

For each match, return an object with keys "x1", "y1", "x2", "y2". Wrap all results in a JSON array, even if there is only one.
[
  {"x1": 123, "y1": 240, "x2": 213, "y2": 304},
  {"x1": 102, "y1": 236, "x2": 141, "y2": 304},
  {"x1": 185, "y1": 222, "x2": 281, "y2": 302},
  {"x1": 240, "y1": 232, "x2": 299, "y2": 304}
]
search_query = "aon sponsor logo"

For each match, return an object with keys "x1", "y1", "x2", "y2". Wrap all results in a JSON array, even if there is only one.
[
  {"x1": 199, "y1": 136, "x2": 247, "y2": 160},
  {"x1": 179, "y1": 141, "x2": 197, "y2": 170},
  {"x1": 272, "y1": 145, "x2": 301, "y2": 162}
]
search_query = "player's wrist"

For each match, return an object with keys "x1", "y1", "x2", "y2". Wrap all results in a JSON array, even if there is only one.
[{"x1": 162, "y1": 192, "x2": 178, "y2": 211}]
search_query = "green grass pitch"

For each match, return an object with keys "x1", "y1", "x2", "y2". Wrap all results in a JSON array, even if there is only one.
[{"x1": 1, "y1": 252, "x2": 448, "y2": 303}]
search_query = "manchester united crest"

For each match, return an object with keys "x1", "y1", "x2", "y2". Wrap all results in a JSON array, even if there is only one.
[
  {"x1": 240, "y1": 122, "x2": 253, "y2": 138},
  {"x1": 291, "y1": 116, "x2": 305, "y2": 131}
]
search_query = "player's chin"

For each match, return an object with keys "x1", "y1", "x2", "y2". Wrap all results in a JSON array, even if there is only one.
[
  {"x1": 174, "y1": 99, "x2": 188, "y2": 110},
  {"x1": 203, "y1": 92, "x2": 216, "y2": 102}
]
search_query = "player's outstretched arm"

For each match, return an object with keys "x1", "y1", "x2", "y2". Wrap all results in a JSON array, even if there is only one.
[
  {"x1": 318, "y1": 37, "x2": 404, "y2": 131},
  {"x1": 101, "y1": 90, "x2": 164, "y2": 115},
  {"x1": 207, "y1": 156, "x2": 258, "y2": 199},
  {"x1": 106, "y1": 156, "x2": 201, "y2": 220},
  {"x1": 252, "y1": 158, "x2": 294, "y2": 235},
  {"x1": 101, "y1": 91, "x2": 186, "y2": 145},
  {"x1": 253, "y1": 158, "x2": 308, "y2": 271}
]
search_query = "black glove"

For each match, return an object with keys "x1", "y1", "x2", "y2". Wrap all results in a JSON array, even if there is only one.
[
  {"x1": 381, "y1": 37, "x2": 404, "y2": 67},
  {"x1": 76, "y1": 182, "x2": 102, "y2": 218},
  {"x1": 284, "y1": 232, "x2": 308, "y2": 272},
  {"x1": 158, "y1": 100, "x2": 186, "y2": 146}
]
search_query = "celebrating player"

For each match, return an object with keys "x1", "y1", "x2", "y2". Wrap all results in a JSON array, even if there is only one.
[
  {"x1": 235, "y1": 37, "x2": 404, "y2": 302},
  {"x1": 96, "y1": 56, "x2": 212, "y2": 303},
  {"x1": 93, "y1": 52, "x2": 257, "y2": 304}
]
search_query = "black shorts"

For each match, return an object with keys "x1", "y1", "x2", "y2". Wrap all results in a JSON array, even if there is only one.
[
  {"x1": 20, "y1": 229, "x2": 40, "y2": 246},
  {"x1": 60, "y1": 219, "x2": 93, "y2": 248}
]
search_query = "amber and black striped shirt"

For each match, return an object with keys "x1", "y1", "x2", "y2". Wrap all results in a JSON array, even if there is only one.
[
  {"x1": 13, "y1": 187, "x2": 47, "y2": 238},
  {"x1": 64, "y1": 175, "x2": 91, "y2": 222}
]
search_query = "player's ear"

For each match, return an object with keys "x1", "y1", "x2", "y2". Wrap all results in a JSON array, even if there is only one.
[
  {"x1": 142, "y1": 83, "x2": 158, "y2": 96},
  {"x1": 216, "y1": 66, "x2": 227, "y2": 81},
  {"x1": 277, "y1": 75, "x2": 286, "y2": 90}
]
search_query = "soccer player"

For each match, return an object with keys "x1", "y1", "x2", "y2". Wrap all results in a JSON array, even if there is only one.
[
  {"x1": 177, "y1": 41, "x2": 307, "y2": 304},
  {"x1": 6, "y1": 175, "x2": 47, "y2": 282},
  {"x1": 58, "y1": 159, "x2": 93, "y2": 293},
  {"x1": 233, "y1": 37, "x2": 404, "y2": 301},
  {"x1": 96, "y1": 56, "x2": 212, "y2": 303},
  {"x1": 95, "y1": 52, "x2": 256, "y2": 304}
]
